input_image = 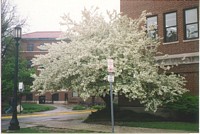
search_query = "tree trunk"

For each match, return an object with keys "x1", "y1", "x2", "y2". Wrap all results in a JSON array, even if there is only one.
[
  {"x1": 91, "y1": 96, "x2": 95, "y2": 106},
  {"x1": 101, "y1": 94, "x2": 113, "y2": 109}
]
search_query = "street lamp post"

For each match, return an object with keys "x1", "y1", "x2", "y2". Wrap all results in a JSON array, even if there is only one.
[{"x1": 8, "y1": 26, "x2": 22, "y2": 130}]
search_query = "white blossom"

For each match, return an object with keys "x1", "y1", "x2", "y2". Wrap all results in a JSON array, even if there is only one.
[{"x1": 31, "y1": 9, "x2": 188, "y2": 112}]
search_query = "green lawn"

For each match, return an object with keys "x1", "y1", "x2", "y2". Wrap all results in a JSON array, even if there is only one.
[
  {"x1": 3, "y1": 103, "x2": 56, "y2": 114},
  {"x1": 21, "y1": 103, "x2": 56, "y2": 114},
  {"x1": 117, "y1": 121, "x2": 199, "y2": 132},
  {"x1": 3, "y1": 126, "x2": 98, "y2": 133}
]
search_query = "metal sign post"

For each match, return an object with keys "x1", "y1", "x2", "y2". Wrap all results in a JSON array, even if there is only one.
[{"x1": 107, "y1": 59, "x2": 115, "y2": 133}]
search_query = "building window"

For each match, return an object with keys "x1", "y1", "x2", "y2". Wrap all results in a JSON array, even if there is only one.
[
  {"x1": 72, "y1": 91, "x2": 78, "y2": 97},
  {"x1": 52, "y1": 93, "x2": 59, "y2": 101},
  {"x1": 27, "y1": 44, "x2": 34, "y2": 51},
  {"x1": 27, "y1": 59, "x2": 32, "y2": 68},
  {"x1": 147, "y1": 16, "x2": 158, "y2": 38},
  {"x1": 39, "y1": 44, "x2": 46, "y2": 51},
  {"x1": 164, "y1": 12, "x2": 178, "y2": 42},
  {"x1": 184, "y1": 7, "x2": 199, "y2": 40}
]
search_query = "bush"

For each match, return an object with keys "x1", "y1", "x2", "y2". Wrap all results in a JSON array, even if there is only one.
[
  {"x1": 72, "y1": 105, "x2": 87, "y2": 110},
  {"x1": 165, "y1": 94, "x2": 199, "y2": 122},
  {"x1": 85, "y1": 108, "x2": 166, "y2": 123},
  {"x1": 90, "y1": 105, "x2": 105, "y2": 110}
]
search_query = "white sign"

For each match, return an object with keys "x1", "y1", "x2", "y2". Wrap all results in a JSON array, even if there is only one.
[
  {"x1": 108, "y1": 75, "x2": 114, "y2": 82},
  {"x1": 107, "y1": 59, "x2": 114, "y2": 72},
  {"x1": 18, "y1": 82, "x2": 24, "y2": 92},
  {"x1": 17, "y1": 105, "x2": 23, "y2": 112}
]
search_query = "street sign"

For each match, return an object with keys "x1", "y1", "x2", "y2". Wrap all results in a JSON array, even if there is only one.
[
  {"x1": 107, "y1": 59, "x2": 114, "y2": 72},
  {"x1": 18, "y1": 82, "x2": 24, "y2": 92},
  {"x1": 108, "y1": 74, "x2": 114, "y2": 82}
]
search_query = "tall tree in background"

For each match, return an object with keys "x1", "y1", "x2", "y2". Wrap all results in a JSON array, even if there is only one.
[
  {"x1": 1, "y1": 0, "x2": 26, "y2": 62},
  {"x1": 1, "y1": 0, "x2": 35, "y2": 104},
  {"x1": 2, "y1": 53, "x2": 35, "y2": 99}
]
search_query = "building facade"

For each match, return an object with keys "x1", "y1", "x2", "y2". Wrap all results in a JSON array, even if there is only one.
[
  {"x1": 20, "y1": 31, "x2": 104, "y2": 104},
  {"x1": 119, "y1": 0, "x2": 199, "y2": 107}
]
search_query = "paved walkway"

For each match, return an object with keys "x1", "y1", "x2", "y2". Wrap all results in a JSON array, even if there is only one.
[{"x1": 26, "y1": 118, "x2": 193, "y2": 133}]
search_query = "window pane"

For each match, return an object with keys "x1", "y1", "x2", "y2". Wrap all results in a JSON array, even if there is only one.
[
  {"x1": 73, "y1": 92, "x2": 78, "y2": 97},
  {"x1": 147, "y1": 16, "x2": 157, "y2": 38},
  {"x1": 185, "y1": 8, "x2": 197, "y2": 24},
  {"x1": 27, "y1": 44, "x2": 34, "y2": 51},
  {"x1": 165, "y1": 27, "x2": 177, "y2": 42},
  {"x1": 165, "y1": 12, "x2": 176, "y2": 27},
  {"x1": 186, "y1": 24, "x2": 198, "y2": 39},
  {"x1": 147, "y1": 16, "x2": 157, "y2": 30}
]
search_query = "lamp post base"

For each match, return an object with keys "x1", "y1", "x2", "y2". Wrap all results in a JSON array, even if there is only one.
[
  {"x1": 8, "y1": 118, "x2": 20, "y2": 130},
  {"x1": 8, "y1": 125, "x2": 20, "y2": 130}
]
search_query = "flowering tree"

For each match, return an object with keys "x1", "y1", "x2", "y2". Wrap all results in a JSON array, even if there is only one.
[{"x1": 31, "y1": 8, "x2": 188, "y2": 112}]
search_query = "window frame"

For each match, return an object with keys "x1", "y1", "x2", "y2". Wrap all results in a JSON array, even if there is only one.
[
  {"x1": 27, "y1": 44, "x2": 34, "y2": 51},
  {"x1": 184, "y1": 7, "x2": 199, "y2": 40},
  {"x1": 164, "y1": 11, "x2": 178, "y2": 43},
  {"x1": 146, "y1": 15, "x2": 158, "y2": 39}
]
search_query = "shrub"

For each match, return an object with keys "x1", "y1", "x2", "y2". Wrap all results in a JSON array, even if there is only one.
[
  {"x1": 90, "y1": 105, "x2": 105, "y2": 110},
  {"x1": 72, "y1": 105, "x2": 87, "y2": 110},
  {"x1": 165, "y1": 93, "x2": 199, "y2": 122}
]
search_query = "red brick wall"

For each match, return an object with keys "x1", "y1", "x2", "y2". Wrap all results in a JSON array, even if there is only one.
[
  {"x1": 168, "y1": 63, "x2": 199, "y2": 94},
  {"x1": 120, "y1": 0, "x2": 199, "y2": 55},
  {"x1": 20, "y1": 39, "x2": 59, "y2": 59},
  {"x1": 120, "y1": 0, "x2": 199, "y2": 94}
]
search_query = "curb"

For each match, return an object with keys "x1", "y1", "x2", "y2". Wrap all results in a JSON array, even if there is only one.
[{"x1": 1, "y1": 110, "x2": 96, "y2": 119}]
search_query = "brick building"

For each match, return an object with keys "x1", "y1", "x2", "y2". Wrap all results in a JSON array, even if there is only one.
[
  {"x1": 21, "y1": 31, "x2": 64, "y2": 68},
  {"x1": 20, "y1": 31, "x2": 67, "y2": 103},
  {"x1": 20, "y1": 31, "x2": 104, "y2": 104},
  {"x1": 119, "y1": 0, "x2": 199, "y2": 107}
]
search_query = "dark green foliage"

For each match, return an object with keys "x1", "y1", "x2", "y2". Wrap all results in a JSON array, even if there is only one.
[
  {"x1": 2, "y1": 56, "x2": 35, "y2": 97},
  {"x1": 85, "y1": 106, "x2": 199, "y2": 132},
  {"x1": 85, "y1": 108, "x2": 165, "y2": 123},
  {"x1": 164, "y1": 94, "x2": 199, "y2": 122}
]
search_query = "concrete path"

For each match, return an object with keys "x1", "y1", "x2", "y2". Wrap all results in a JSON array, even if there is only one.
[{"x1": 30, "y1": 118, "x2": 193, "y2": 133}]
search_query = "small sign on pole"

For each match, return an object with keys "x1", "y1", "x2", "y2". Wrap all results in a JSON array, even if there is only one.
[
  {"x1": 18, "y1": 82, "x2": 24, "y2": 93},
  {"x1": 108, "y1": 74, "x2": 114, "y2": 83},
  {"x1": 107, "y1": 59, "x2": 115, "y2": 73}
]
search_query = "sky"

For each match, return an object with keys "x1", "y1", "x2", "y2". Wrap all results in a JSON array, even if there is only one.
[{"x1": 12, "y1": 0, "x2": 120, "y2": 33}]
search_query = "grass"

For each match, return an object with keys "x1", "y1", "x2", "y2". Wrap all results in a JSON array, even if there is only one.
[
  {"x1": 21, "y1": 103, "x2": 56, "y2": 114},
  {"x1": 72, "y1": 105, "x2": 87, "y2": 110},
  {"x1": 2, "y1": 126, "x2": 98, "y2": 133},
  {"x1": 117, "y1": 122, "x2": 199, "y2": 132},
  {"x1": 2, "y1": 103, "x2": 56, "y2": 114},
  {"x1": 72, "y1": 104, "x2": 105, "y2": 110}
]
